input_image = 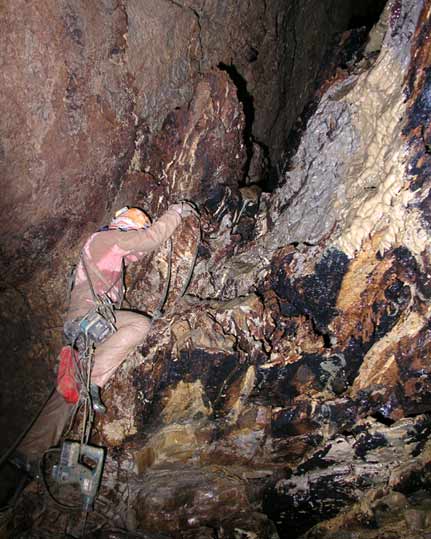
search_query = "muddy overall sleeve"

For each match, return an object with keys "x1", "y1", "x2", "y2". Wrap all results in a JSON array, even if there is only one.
[{"x1": 113, "y1": 207, "x2": 182, "y2": 259}]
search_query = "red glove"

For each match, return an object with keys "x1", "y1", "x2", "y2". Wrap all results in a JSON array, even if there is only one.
[{"x1": 57, "y1": 346, "x2": 80, "y2": 404}]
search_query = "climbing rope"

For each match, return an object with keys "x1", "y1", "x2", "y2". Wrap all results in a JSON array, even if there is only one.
[
  {"x1": 39, "y1": 447, "x2": 82, "y2": 511},
  {"x1": 151, "y1": 206, "x2": 201, "y2": 321},
  {"x1": 179, "y1": 215, "x2": 201, "y2": 299},
  {"x1": 74, "y1": 339, "x2": 95, "y2": 447}
]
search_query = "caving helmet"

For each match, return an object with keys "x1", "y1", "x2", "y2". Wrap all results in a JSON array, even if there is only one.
[{"x1": 110, "y1": 207, "x2": 151, "y2": 230}]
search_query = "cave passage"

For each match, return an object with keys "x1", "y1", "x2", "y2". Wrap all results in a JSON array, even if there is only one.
[
  {"x1": 6, "y1": 1, "x2": 431, "y2": 539},
  {"x1": 348, "y1": 0, "x2": 388, "y2": 30}
]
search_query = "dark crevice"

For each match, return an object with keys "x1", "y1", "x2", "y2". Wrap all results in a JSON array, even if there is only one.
[
  {"x1": 290, "y1": 240, "x2": 315, "y2": 248},
  {"x1": 263, "y1": 158, "x2": 287, "y2": 192},
  {"x1": 218, "y1": 62, "x2": 256, "y2": 186},
  {"x1": 269, "y1": 1, "x2": 387, "y2": 193},
  {"x1": 253, "y1": 140, "x2": 272, "y2": 191},
  {"x1": 322, "y1": 332, "x2": 332, "y2": 349},
  {"x1": 309, "y1": 316, "x2": 332, "y2": 349},
  {"x1": 371, "y1": 412, "x2": 396, "y2": 427},
  {"x1": 348, "y1": 0, "x2": 388, "y2": 31}
]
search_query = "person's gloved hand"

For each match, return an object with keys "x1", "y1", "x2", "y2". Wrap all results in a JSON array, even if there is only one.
[{"x1": 169, "y1": 201, "x2": 199, "y2": 218}]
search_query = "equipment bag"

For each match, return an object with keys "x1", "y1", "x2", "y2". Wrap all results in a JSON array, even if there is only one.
[{"x1": 57, "y1": 345, "x2": 80, "y2": 404}]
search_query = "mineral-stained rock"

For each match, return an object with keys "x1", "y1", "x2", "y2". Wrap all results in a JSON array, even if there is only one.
[
  {"x1": 303, "y1": 479, "x2": 431, "y2": 539},
  {"x1": 264, "y1": 415, "x2": 431, "y2": 537},
  {"x1": 117, "y1": 70, "x2": 248, "y2": 318},
  {"x1": 0, "y1": 0, "x2": 135, "y2": 451},
  {"x1": 126, "y1": 0, "x2": 356, "y2": 165},
  {"x1": 133, "y1": 70, "x2": 246, "y2": 207},
  {"x1": 134, "y1": 467, "x2": 251, "y2": 533},
  {"x1": 9, "y1": 0, "x2": 431, "y2": 538}
]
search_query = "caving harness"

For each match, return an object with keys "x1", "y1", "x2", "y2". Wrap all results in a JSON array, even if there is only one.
[
  {"x1": 44, "y1": 252, "x2": 116, "y2": 528},
  {"x1": 61, "y1": 253, "x2": 118, "y2": 410}
]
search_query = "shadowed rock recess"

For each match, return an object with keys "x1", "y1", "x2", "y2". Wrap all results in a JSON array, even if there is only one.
[{"x1": 3, "y1": 0, "x2": 431, "y2": 537}]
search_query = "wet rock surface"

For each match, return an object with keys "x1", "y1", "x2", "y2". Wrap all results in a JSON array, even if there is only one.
[
  {"x1": 0, "y1": 0, "x2": 358, "y2": 453},
  {"x1": 4, "y1": 0, "x2": 431, "y2": 538}
]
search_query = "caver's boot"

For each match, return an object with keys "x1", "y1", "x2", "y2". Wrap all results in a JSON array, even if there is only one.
[
  {"x1": 90, "y1": 384, "x2": 106, "y2": 414},
  {"x1": 4, "y1": 389, "x2": 74, "y2": 509}
]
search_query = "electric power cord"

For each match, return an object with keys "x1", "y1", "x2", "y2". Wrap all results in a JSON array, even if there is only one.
[
  {"x1": 39, "y1": 448, "x2": 82, "y2": 512},
  {"x1": 151, "y1": 204, "x2": 201, "y2": 321}
]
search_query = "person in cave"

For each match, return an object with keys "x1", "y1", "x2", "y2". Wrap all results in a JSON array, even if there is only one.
[{"x1": 14, "y1": 202, "x2": 196, "y2": 472}]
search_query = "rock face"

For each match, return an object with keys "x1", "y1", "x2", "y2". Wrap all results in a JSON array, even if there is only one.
[
  {"x1": 0, "y1": 0, "x2": 354, "y2": 452},
  {"x1": 5, "y1": 0, "x2": 431, "y2": 538},
  {"x1": 126, "y1": 0, "x2": 356, "y2": 165},
  {"x1": 0, "y1": 0, "x2": 135, "y2": 450}
]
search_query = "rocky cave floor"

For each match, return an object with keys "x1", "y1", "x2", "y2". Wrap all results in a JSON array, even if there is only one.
[{"x1": 3, "y1": 0, "x2": 431, "y2": 538}]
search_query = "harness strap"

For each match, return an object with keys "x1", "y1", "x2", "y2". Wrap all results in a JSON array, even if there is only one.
[
  {"x1": 65, "y1": 264, "x2": 77, "y2": 309},
  {"x1": 80, "y1": 252, "x2": 124, "y2": 308},
  {"x1": 81, "y1": 255, "x2": 99, "y2": 305},
  {"x1": 78, "y1": 255, "x2": 117, "y2": 339}
]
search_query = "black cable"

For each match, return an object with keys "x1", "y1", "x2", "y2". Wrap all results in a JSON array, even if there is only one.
[
  {"x1": 152, "y1": 209, "x2": 201, "y2": 321},
  {"x1": 152, "y1": 238, "x2": 173, "y2": 320},
  {"x1": 39, "y1": 448, "x2": 82, "y2": 512},
  {"x1": 180, "y1": 212, "x2": 201, "y2": 298}
]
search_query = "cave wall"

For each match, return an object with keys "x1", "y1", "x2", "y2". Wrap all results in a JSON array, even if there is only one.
[
  {"x1": 126, "y1": 0, "x2": 356, "y2": 166},
  {"x1": 0, "y1": 0, "x2": 135, "y2": 449},
  {"x1": 62, "y1": 1, "x2": 431, "y2": 537},
  {"x1": 7, "y1": 0, "x2": 431, "y2": 538},
  {"x1": 0, "y1": 0, "x2": 358, "y2": 451},
  {"x1": 0, "y1": 0, "x2": 134, "y2": 283}
]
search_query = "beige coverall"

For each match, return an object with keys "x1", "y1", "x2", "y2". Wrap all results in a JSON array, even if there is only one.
[{"x1": 18, "y1": 208, "x2": 182, "y2": 461}]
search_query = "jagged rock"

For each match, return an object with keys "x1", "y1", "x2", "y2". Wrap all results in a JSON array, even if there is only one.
[
  {"x1": 302, "y1": 488, "x2": 431, "y2": 539},
  {"x1": 131, "y1": 467, "x2": 254, "y2": 535},
  {"x1": 7, "y1": 0, "x2": 431, "y2": 538},
  {"x1": 264, "y1": 415, "x2": 431, "y2": 535}
]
